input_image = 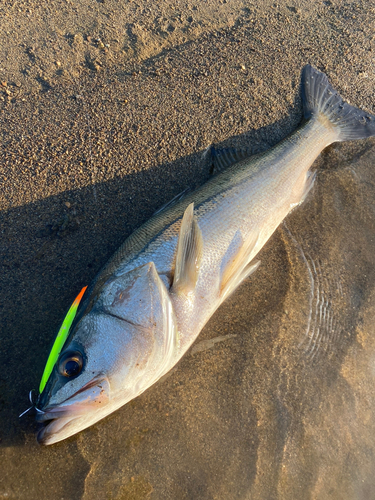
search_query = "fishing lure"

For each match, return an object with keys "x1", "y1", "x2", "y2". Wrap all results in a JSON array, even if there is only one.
[
  {"x1": 19, "y1": 286, "x2": 87, "y2": 417},
  {"x1": 39, "y1": 286, "x2": 87, "y2": 393}
]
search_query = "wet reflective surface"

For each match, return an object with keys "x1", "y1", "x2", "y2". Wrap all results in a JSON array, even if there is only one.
[{"x1": 1, "y1": 13, "x2": 375, "y2": 500}]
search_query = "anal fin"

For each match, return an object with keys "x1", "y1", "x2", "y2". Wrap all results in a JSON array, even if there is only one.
[
  {"x1": 290, "y1": 170, "x2": 316, "y2": 209},
  {"x1": 300, "y1": 171, "x2": 316, "y2": 205},
  {"x1": 172, "y1": 203, "x2": 203, "y2": 295}
]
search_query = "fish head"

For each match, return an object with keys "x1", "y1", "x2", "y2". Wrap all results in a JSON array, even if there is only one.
[{"x1": 37, "y1": 262, "x2": 177, "y2": 445}]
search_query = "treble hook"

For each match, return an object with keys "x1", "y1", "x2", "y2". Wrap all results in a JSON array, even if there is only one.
[{"x1": 19, "y1": 389, "x2": 45, "y2": 418}]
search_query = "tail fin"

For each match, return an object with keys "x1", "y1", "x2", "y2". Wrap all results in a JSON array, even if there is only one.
[{"x1": 302, "y1": 64, "x2": 375, "y2": 142}]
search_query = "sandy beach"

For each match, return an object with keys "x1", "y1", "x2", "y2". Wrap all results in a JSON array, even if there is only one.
[{"x1": 1, "y1": 0, "x2": 375, "y2": 498}]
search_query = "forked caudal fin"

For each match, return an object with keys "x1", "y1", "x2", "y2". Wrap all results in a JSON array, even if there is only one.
[{"x1": 302, "y1": 65, "x2": 375, "y2": 142}]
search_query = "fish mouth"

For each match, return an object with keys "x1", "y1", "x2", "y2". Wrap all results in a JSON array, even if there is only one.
[{"x1": 36, "y1": 376, "x2": 110, "y2": 445}]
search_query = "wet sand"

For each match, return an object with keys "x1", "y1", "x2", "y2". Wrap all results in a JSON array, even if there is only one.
[{"x1": 1, "y1": 1, "x2": 375, "y2": 499}]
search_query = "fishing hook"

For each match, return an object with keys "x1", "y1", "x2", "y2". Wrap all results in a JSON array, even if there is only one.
[{"x1": 19, "y1": 389, "x2": 45, "y2": 418}]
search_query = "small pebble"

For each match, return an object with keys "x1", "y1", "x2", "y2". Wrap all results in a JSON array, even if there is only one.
[{"x1": 74, "y1": 33, "x2": 84, "y2": 44}]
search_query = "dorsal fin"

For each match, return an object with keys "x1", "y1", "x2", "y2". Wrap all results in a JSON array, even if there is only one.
[
  {"x1": 172, "y1": 203, "x2": 203, "y2": 295},
  {"x1": 153, "y1": 187, "x2": 191, "y2": 216},
  {"x1": 220, "y1": 230, "x2": 260, "y2": 302},
  {"x1": 211, "y1": 146, "x2": 254, "y2": 173}
]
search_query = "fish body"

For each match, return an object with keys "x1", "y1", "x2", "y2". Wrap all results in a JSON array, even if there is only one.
[{"x1": 35, "y1": 65, "x2": 375, "y2": 444}]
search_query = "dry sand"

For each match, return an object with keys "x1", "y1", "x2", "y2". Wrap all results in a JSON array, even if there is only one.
[{"x1": 1, "y1": 1, "x2": 375, "y2": 499}]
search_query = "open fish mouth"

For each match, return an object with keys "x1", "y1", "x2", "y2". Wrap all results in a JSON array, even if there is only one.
[{"x1": 36, "y1": 376, "x2": 110, "y2": 445}]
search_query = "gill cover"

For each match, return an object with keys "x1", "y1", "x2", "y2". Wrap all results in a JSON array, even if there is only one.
[
  {"x1": 90, "y1": 261, "x2": 178, "y2": 384},
  {"x1": 39, "y1": 286, "x2": 87, "y2": 394}
]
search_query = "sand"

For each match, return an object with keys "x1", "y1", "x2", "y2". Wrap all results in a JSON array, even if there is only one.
[{"x1": 1, "y1": 0, "x2": 375, "y2": 499}]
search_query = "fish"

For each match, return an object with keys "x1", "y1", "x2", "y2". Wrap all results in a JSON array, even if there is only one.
[{"x1": 31, "y1": 65, "x2": 375, "y2": 444}]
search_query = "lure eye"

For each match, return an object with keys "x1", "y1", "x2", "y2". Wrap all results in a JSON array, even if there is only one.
[{"x1": 59, "y1": 352, "x2": 83, "y2": 378}]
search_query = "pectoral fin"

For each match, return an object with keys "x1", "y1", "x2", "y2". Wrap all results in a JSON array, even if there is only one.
[
  {"x1": 172, "y1": 203, "x2": 203, "y2": 295},
  {"x1": 220, "y1": 230, "x2": 260, "y2": 303}
]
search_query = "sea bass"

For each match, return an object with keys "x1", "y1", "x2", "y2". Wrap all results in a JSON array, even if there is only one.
[{"x1": 32, "y1": 65, "x2": 375, "y2": 444}]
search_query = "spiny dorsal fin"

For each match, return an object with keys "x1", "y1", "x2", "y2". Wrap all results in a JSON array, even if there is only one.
[
  {"x1": 172, "y1": 203, "x2": 203, "y2": 295},
  {"x1": 153, "y1": 187, "x2": 191, "y2": 216},
  {"x1": 220, "y1": 230, "x2": 260, "y2": 303},
  {"x1": 211, "y1": 146, "x2": 254, "y2": 173}
]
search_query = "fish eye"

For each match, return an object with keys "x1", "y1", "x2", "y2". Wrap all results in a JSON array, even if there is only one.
[{"x1": 58, "y1": 351, "x2": 83, "y2": 378}]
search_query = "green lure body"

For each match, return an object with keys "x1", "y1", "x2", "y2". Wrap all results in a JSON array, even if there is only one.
[{"x1": 39, "y1": 287, "x2": 87, "y2": 394}]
